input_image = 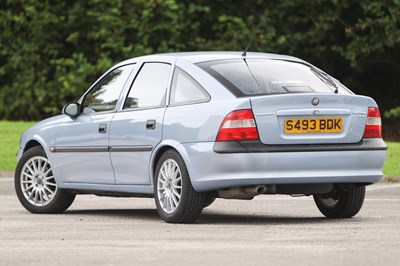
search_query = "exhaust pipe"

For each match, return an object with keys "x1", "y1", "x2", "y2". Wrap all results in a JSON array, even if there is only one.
[
  {"x1": 244, "y1": 186, "x2": 267, "y2": 194},
  {"x1": 218, "y1": 185, "x2": 269, "y2": 199}
]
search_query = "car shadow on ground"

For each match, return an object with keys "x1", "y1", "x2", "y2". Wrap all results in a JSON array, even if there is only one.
[
  {"x1": 65, "y1": 208, "x2": 159, "y2": 221},
  {"x1": 198, "y1": 212, "x2": 344, "y2": 225},
  {"x1": 64, "y1": 208, "x2": 359, "y2": 225}
]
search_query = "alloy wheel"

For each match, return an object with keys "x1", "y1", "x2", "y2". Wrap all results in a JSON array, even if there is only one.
[
  {"x1": 20, "y1": 156, "x2": 58, "y2": 207},
  {"x1": 157, "y1": 159, "x2": 182, "y2": 213}
]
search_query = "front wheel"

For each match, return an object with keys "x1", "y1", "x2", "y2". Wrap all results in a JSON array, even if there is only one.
[
  {"x1": 15, "y1": 146, "x2": 75, "y2": 214},
  {"x1": 154, "y1": 150, "x2": 205, "y2": 223},
  {"x1": 313, "y1": 185, "x2": 366, "y2": 218}
]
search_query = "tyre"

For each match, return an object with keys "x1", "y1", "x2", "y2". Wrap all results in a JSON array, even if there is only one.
[
  {"x1": 313, "y1": 185, "x2": 366, "y2": 218},
  {"x1": 15, "y1": 146, "x2": 75, "y2": 214},
  {"x1": 154, "y1": 150, "x2": 205, "y2": 223}
]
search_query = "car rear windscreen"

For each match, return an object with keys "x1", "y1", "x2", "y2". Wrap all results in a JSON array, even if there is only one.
[{"x1": 197, "y1": 59, "x2": 349, "y2": 97}]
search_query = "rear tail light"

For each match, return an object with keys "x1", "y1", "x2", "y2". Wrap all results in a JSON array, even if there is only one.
[
  {"x1": 216, "y1": 109, "x2": 259, "y2": 141},
  {"x1": 363, "y1": 107, "x2": 382, "y2": 138}
]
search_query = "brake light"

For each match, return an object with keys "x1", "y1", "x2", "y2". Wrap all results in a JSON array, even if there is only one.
[
  {"x1": 216, "y1": 109, "x2": 259, "y2": 141},
  {"x1": 363, "y1": 107, "x2": 382, "y2": 138}
]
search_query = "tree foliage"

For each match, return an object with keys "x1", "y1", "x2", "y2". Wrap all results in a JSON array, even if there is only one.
[{"x1": 0, "y1": 0, "x2": 399, "y2": 120}]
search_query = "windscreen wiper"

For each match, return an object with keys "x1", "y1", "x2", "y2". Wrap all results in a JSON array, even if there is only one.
[{"x1": 310, "y1": 67, "x2": 339, "y2": 94}]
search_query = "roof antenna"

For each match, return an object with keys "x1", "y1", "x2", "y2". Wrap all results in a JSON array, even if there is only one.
[{"x1": 241, "y1": 37, "x2": 253, "y2": 57}]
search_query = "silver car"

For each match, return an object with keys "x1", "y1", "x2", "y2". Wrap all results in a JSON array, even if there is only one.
[{"x1": 15, "y1": 52, "x2": 387, "y2": 223}]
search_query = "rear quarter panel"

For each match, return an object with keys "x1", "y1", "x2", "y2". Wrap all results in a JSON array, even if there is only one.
[
  {"x1": 157, "y1": 59, "x2": 251, "y2": 184},
  {"x1": 162, "y1": 58, "x2": 250, "y2": 144}
]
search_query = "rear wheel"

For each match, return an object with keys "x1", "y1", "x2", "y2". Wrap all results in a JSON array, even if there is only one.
[
  {"x1": 154, "y1": 150, "x2": 205, "y2": 223},
  {"x1": 15, "y1": 146, "x2": 75, "y2": 214},
  {"x1": 313, "y1": 185, "x2": 365, "y2": 218}
]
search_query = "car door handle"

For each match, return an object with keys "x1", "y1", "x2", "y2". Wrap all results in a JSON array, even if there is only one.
[
  {"x1": 146, "y1": 120, "x2": 156, "y2": 130},
  {"x1": 99, "y1": 124, "x2": 107, "y2": 134}
]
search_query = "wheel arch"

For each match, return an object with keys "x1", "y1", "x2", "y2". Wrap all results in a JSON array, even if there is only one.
[
  {"x1": 20, "y1": 137, "x2": 62, "y2": 187},
  {"x1": 21, "y1": 138, "x2": 51, "y2": 159},
  {"x1": 15, "y1": 144, "x2": 76, "y2": 214},
  {"x1": 152, "y1": 145, "x2": 174, "y2": 179},
  {"x1": 23, "y1": 140, "x2": 42, "y2": 153},
  {"x1": 151, "y1": 141, "x2": 193, "y2": 187}
]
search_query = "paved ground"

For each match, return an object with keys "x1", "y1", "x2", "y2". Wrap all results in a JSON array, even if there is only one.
[{"x1": 1, "y1": 177, "x2": 399, "y2": 266}]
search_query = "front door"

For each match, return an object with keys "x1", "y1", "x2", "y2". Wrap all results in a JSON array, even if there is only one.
[{"x1": 55, "y1": 64, "x2": 135, "y2": 184}]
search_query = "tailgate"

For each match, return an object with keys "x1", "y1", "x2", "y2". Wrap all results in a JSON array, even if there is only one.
[{"x1": 250, "y1": 94, "x2": 370, "y2": 145}]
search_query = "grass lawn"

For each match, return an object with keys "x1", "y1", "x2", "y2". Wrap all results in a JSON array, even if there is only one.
[
  {"x1": 0, "y1": 121, "x2": 399, "y2": 180},
  {"x1": 0, "y1": 121, "x2": 35, "y2": 171},
  {"x1": 383, "y1": 142, "x2": 400, "y2": 181}
]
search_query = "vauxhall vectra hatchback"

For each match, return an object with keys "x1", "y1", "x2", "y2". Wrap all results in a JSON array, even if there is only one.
[{"x1": 15, "y1": 52, "x2": 387, "y2": 223}]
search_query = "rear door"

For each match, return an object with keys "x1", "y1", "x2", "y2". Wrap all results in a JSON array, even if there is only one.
[{"x1": 109, "y1": 61, "x2": 173, "y2": 185}]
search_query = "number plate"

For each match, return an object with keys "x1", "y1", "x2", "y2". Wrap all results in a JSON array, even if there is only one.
[{"x1": 284, "y1": 118, "x2": 343, "y2": 134}]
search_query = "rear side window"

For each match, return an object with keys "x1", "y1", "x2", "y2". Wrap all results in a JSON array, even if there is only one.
[
  {"x1": 197, "y1": 59, "x2": 348, "y2": 97},
  {"x1": 170, "y1": 67, "x2": 210, "y2": 106},
  {"x1": 124, "y1": 62, "x2": 171, "y2": 109}
]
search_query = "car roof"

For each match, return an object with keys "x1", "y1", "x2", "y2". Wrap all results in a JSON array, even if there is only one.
[{"x1": 118, "y1": 51, "x2": 307, "y2": 65}]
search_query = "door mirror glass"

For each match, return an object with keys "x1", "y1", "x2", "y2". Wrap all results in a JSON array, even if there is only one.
[{"x1": 62, "y1": 102, "x2": 80, "y2": 118}]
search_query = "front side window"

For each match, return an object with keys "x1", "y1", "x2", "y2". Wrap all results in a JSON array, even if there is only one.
[
  {"x1": 124, "y1": 63, "x2": 171, "y2": 109},
  {"x1": 197, "y1": 59, "x2": 350, "y2": 97},
  {"x1": 82, "y1": 64, "x2": 134, "y2": 114},
  {"x1": 170, "y1": 67, "x2": 210, "y2": 105}
]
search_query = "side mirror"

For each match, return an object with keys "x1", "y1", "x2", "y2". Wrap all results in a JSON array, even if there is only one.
[{"x1": 62, "y1": 102, "x2": 80, "y2": 118}]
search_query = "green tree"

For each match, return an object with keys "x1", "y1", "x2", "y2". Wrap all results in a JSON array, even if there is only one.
[{"x1": 0, "y1": 0, "x2": 399, "y2": 121}]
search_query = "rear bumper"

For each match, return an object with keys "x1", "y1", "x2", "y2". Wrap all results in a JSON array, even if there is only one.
[
  {"x1": 213, "y1": 138, "x2": 387, "y2": 153},
  {"x1": 182, "y1": 139, "x2": 387, "y2": 192}
]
